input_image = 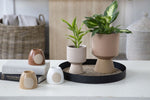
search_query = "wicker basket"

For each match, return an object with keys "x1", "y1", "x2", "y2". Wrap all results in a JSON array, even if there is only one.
[{"x1": 0, "y1": 14, "x2": 45, "y2": 59}]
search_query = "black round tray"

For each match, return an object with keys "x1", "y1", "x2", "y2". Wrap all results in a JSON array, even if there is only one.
[{"x1": 59, "y1": 59, "x2": 126, "y2": 84}]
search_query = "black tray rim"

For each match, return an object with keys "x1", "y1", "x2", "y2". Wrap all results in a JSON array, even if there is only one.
[{"x1": 59, "y1": 59, "x2": 126, "y2": 84}]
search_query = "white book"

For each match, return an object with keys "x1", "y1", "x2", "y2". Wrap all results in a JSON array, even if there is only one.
[{"x1": 2, "y1": 60, "x2": 50, "y2": 75}]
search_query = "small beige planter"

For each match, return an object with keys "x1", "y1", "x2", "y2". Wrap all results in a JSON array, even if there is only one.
[
  {"x1": 67, "y1": 45, "x2": 86, "y2": 74},
  {"x1": 92, "y1": 34, "x2": 119, "y2": 74},
  {"x1": 19, "y1": 71, "x2": 37, "y2": 89}
]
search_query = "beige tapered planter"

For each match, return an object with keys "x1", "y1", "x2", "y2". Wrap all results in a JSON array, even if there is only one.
[
  {"x1": 92, "y1": 34, "x2": 119, "y2": 74},
  {"x1": 67, "y1": 45, "x2": 86, "y2": 74}
]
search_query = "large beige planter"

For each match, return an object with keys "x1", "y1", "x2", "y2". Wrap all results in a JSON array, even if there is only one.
[
  {"x1": 92, "y1": 34, "x2": 119, "y2": 74},
  {"x1": 67, "y1": 45, "x2": 86, "y2": 74}
]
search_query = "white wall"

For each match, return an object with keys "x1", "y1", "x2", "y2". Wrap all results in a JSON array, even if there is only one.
[
  {"x1": 0, "y1": 0, "x2": 5, "y2": 18},
  {"x1": 125, "y1": 0, "x2": 150, "y2": 26}
]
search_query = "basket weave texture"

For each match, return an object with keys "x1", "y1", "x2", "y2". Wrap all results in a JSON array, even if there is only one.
[{"x1": 0, "y1": 15, "x2": 45, "y2": 59}]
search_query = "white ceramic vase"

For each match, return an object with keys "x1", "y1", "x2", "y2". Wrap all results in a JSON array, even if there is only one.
[
  {"x1": 47, "y1": 66, "x2": 64, "y2": 84},
  {"x1": 67, "y1": 45, "x2": 86, "y2": 74}
]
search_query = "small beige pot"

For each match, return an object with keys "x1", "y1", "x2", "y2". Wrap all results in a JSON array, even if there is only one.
[
  {"x1": 20, "y1": 71, "x2": 37, "y2": 89},
  {"x1": 92, "y1": 34, "x2": 119, "y2": 74},
  {"x1": 67, "y1": 45, "x2": 86, "y2": 74}
]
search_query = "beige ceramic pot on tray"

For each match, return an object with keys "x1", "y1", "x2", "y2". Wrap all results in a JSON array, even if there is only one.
[
  {"x1": 67, "y1": 45, "x2": 86, "y2": 74},
  {"x1": 92, "y1": 33, "x2": 119, "y2": 74}
]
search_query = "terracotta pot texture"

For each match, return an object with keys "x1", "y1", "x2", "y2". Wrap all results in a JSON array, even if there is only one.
[
  {"x1": 92, "y1": 34, "x2": 119, "y2": 59},
  {"x1": 67, "y1": 45, "x2": 86, "y2": 74},
  {"x1": 19, "y1": 71, "x2": 37, "y2": 89},
  {"x1": 28, "y1": 49, "x2": 45, "y2": 65}
]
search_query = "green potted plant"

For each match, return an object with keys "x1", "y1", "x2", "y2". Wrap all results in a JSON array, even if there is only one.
[
  {"x1": 62, "y1": 17, "x2": 88, "y2": 74},
  {"x1": 83, "y1": 0, "x2": 132, "y2": 74}
]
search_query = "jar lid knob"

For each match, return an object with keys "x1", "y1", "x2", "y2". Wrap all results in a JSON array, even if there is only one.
[{"x1": 144, "y1": 13, "x2": 149, "y2": 17}]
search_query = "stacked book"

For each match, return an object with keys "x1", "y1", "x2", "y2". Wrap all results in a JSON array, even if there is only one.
[{"x1": 0, "y1": 60, "x2": 49, "y2": 84}]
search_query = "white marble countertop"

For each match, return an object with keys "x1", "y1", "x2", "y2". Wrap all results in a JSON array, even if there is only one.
[{"x1": 0, "y1": 60, "x2": 150, "y2": 100}]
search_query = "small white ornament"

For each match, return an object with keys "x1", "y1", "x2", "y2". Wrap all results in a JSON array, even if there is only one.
[{"x1": 47, "y1": 66, "x2": 64, "y2": 84}]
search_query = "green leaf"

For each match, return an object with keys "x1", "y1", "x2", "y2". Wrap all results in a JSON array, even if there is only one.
[
  {"x1": 79, "y1": 23, "x2": 83, "y2": 32},
  {"x1": 75, "y1": 24, "x2": 79, "y2": 33},
  {"x1": 116, "y1": 29, "x2": 132, "y2": 33},
  {"x1": 68, "y1": 27, "x2": 73, "y2": 31},
  {"x1": 92, "y1": 29, "x2": 99, "y2": 36},
  {"x1": 84, "y1": 17, "x2": 98, "y2": 25},
  {"x1": 77, "y1": 41, "x2": 82, "y2": 48},
  {"x1": 104, "y1": 0, "x2": 118, "y2": 18},
  {"x1": 115, "y1": 25, "x2": 121, "y2": 28},
  {"x1": 72, "y1": 17, "x2": 76, "y2": 28},
  {"x1": 79, "y1": 31, "x2": 84, "y2": 34},
  {"x1": 62, "y1": 17, "x2": 87, "y2": 47},
  {"x1": 82, "y1": 0, "x2": 132, "y2": 36},
  {"x1": 62, "y1": 19, "x2": 72, "y2": 28},
  {"x1": 68, "y1": 35, "x2": 76, "y2": 40},
  {"x1": 67, "y1": 37, "x2": 77, "y2": 47},
  {"x1": 78, "y1": 33, "x2": 86, "y2": 41},
  {"x1": 71, "y1": 40, "x2": 77, "y2": 47},
  {"x1": 110, "y1": 11, "x2": 119, "y2": 23},
  {"x1": 97, "y1": 15, "x2": 111, "y2": 24},
  {"x1": 83, "y1": 20, "x2": 97, "y2": 28}
]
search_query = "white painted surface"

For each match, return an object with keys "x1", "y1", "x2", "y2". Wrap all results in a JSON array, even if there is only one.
[{"x1": 0, "y1": 60, "x2": 150, "y2": 100}]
